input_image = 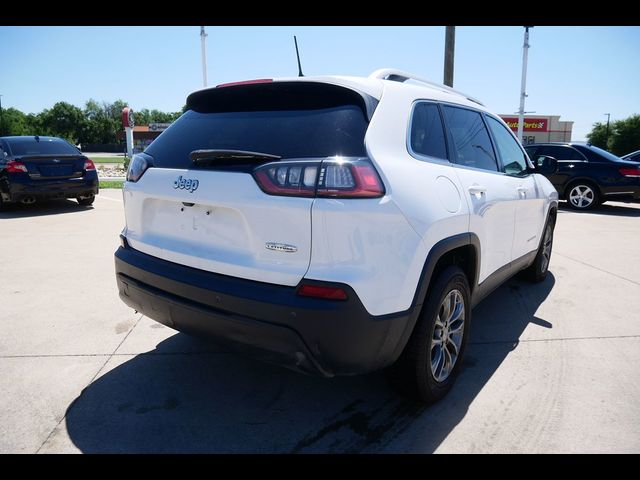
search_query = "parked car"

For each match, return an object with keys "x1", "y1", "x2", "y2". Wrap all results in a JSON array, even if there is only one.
[
  {"x1": 524, "y1": 142, "x2": 640, "y2": 210},
  {"x1": 621, "y1": 150, "x2": 640, "y2": 163},
  {"x1": 0, "y1": 136, "x2": 98, "y2": 209},
  {"x1": 115, "y1": 69, "x2": 559, "y2": 403}
]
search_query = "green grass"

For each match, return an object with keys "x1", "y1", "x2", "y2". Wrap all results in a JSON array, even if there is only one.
[
  {"x1": 99, "y1": 180, "x2": 124, "y2": 189},
  {"x1": 91, "y1": 156, "x2": 125, "y2": 164}
]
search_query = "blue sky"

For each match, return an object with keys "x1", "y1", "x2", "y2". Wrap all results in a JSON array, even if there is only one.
[{"x1": 1, "y1": 26, "x2": 638, "y2": 140}]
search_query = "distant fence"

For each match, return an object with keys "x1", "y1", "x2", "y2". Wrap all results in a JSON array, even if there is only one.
[{"x1": 81, "y1": 143, "x2": 125, "y2": 153}]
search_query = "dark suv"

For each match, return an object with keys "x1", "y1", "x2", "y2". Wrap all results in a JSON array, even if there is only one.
[
  {"x1": 524, "y1": 142, "x2": 640, "y2": 210},
  {"x1": 0, "y1": 136, "x2": 99, "y2": 209}
]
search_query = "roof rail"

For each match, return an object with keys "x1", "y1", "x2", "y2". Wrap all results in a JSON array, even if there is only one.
[{"x1": 369, "y1": 68, "x2": 485, "y2": 106}]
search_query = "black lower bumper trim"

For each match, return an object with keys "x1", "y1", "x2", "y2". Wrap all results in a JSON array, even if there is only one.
[
  {"x1": 5, "y1": 177, "x2": 98, "y2": 202},
  {"x1": 115, "y1": 246, "x2": 415, "y2": 377}
]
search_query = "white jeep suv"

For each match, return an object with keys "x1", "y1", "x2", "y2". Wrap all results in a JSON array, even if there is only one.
[{"x1": 115, "y1": 69, "x2": 559, "y2": 403}]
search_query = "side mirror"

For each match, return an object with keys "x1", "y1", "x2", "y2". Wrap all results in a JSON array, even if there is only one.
[{"x1": 534, "y1": 155, "x2": 558, "y2": 175}]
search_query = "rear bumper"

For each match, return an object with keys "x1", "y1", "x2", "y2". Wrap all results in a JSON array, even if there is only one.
[
  {"x1": 114, "y1": 244, "x2": 415, "y2": 377},
  {"x1": 2, "y1": 174, "x2": 98, "y2": 202}
]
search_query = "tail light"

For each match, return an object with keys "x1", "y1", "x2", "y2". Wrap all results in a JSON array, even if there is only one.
[
  {"x1": 217, "y1": 78, "x2": 273, "y2": 88},
  {"x1": 619, "y1": 167, "x2": 640, "y2": 177},
  {"x1": 126, "y1": 153, "x2": 152, "y2": 182},
  {"x1": 5, "y1": 161, "x2": 28, "y2": 173},
  {"x1": 298, "y1": 284, "x2": 348, "y2": 300},
  {"x1": 252, "y1": 157, "x2": 385, "y2": 199},
  {"x1": 84, "y1": 159, "x2": 96, "y2": 171}
]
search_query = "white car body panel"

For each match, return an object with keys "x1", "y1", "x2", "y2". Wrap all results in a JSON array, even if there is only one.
[
  {"x1": 123, "y1": 168, "x2": 313, "y2": 286},
  {"x1": 122, "y1": 72, "x2": 557, "y2": 317}
]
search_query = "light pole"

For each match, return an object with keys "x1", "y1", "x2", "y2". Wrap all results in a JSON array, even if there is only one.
[
  {"x1": 604, "y1": 113, "x2": 611, "y2": 147},
  {"x1": 0, "y1": 95, "x2": 3, "y2": 136},
  {"x1": 443, "y1": 26, "x2": 455, "y2": 87},
  {"x1": 200, "y1": 26, "x2": 208, "y2": 88},
  {"x1": 517, "y1": 26, "x2": 533, "y2": 143}
]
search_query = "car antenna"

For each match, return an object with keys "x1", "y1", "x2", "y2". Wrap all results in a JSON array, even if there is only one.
[{"x1": 294, "y1": 35, "x2": 304, "y2": 77}]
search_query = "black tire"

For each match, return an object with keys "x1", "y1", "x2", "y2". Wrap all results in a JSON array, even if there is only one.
[
  {"x1": 77, "y1": 194, "x2": 95, "y2": 206},
  {"x1": 523, "y1": 218, "x2": 555, "y2": 283},
  {"x1": 387, "y1": 266, "x2": 471, "y2": 404},
  {"x1": 565, "y1": 180, "x2": 600, "y2": 211}
]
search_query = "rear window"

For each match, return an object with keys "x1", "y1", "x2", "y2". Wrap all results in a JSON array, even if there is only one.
[
  {"x1": 7, "y1": 137, "x2": 80, "y2": 156},
  {"x1": 146, "y1": 82, "x2": 372, "y2": 169},
  {"x1": 573, "y1": 144, "x2": 625, "y2": 163}
]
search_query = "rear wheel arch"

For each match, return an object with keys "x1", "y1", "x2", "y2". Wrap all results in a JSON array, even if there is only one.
[
  {"x1": 562, "y1": 177, "x2": 601, "y2": 198},
  {"x1": 389, "y1": 233, "x2": 480, "y2": 362}
]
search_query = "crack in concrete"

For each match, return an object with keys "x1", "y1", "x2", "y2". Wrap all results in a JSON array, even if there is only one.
[
  {"x1": 34, "y1": 313, "x2": 143, "y2": 454},
  {"x1": 554, "y1": 252, "x2": 640, "y2": 286}
]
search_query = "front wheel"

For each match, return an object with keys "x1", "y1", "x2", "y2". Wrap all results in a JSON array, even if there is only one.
[
  {"x1": 77, "y1": 194, "x2": 95, "y2": 206},
  {"x1": 387, "y1": 266, "x2": 471, "y2": 404}
]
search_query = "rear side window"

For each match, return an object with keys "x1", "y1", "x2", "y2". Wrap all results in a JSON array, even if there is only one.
[
  {"x1": 485, "y1": 116, "x2": 529, "y2": 176},
  {"x1": 573, "y1": 144, "x2": 624, "y2": 163},
  {"x1": 146, "y1": 82, "x2": 372, "y2": 169},
  {"x1": 409, "y1": 102, "x2": 447, "y2": 160},
  {"x1": 7, "y1": 137, "x2": 80, "y2": 156},
  {"x1": 538, "y1": 146, "x2": 584, "y2": 161},
  {"x1": 442, "y1": 106, "x2": 498, "y2": 172}
]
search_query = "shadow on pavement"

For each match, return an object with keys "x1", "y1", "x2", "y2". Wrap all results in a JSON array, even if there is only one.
[
  {"x1": 64, "y1": 274, "x2": 555, "y2": 453},
  {"x1": 558, "y1": 201, "x2": 640, "y2": 217},
  {"x1": 0, "y1": 199, "x2": 92, "y2": 219}
]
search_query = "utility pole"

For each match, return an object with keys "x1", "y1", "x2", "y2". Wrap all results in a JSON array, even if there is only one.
[
  {"x1": 443, "y1": 26, "x2": 455, "y2": 87},
  {"x1": 0, "y1": 95, "x2": 3, "y2": 136},
  {"x1": 517, "y1": 26, "x2": 533, "y2": 143},
  {"x1": 604, "y1": 113, "x2": 611, "y2": 147},
  {"x1": 200, "y1": 26, "x2": 208, "y2": 88}
]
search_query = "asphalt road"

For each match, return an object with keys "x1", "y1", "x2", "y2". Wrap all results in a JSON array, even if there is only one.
[{"x1": 1, "y1": 190, "x2": 639, "y2": 453}]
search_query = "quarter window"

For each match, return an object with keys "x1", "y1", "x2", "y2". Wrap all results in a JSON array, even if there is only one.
[
  {"x1": 409, "y1": 102, "x2": 447, "y2": 160},
  {"x1": 486, "y1": 116, "x2": 529, "y2": 176},
  {"x1": 442, "y1": 106, "x2": 498, "y2": 172}
]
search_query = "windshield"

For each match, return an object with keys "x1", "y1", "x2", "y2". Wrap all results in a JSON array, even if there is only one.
[{"x1": 7, "y1": 137, "x2": 80, "y2": 156}]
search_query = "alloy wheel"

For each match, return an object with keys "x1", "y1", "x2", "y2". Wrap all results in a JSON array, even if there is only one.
[
  {"x1": 431, "y1": 289, "x2": 465, "y2": 382},
  {"x1": 569, "y1": 185, "x2": 594, "y2": 209},
  {"x1": 540, "y1": 224, "x2": 553, "y2": 273}
]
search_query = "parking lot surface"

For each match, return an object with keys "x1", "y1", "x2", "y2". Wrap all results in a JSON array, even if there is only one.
[{"x1": 1, "y1": 190, "x2": 639, "y2": 453}]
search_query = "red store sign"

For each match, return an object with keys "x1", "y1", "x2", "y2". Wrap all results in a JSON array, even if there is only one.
[{"x1": 501, "y1": 117, "x2": 548, "y2": 132}]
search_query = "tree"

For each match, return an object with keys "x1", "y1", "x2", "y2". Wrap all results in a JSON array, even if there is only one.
[
  {"x1": 83, "y1": 99, "x2": 115, "y2": 144},
  {"x1": 586, "y1": 122, "x2": 609, "y2": 150},
  {"x1": 1, "y1": 101, "x2": 181, "y2": 144},
  {"x1": 587, "y1": 114, "x2": 640, "y2": 156},
  {"x1": 2, "y1": 108, "x2": 31, "y2": 136},
  {"x1": 39, "y1": 102, "x2": 86, "y2": 143},
  {"x1": 609, "y1": 115, "x2": 640, "y2": 156}
]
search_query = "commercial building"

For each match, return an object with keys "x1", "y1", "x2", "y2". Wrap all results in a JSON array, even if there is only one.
[
  {"x1": 116, "y1": 123, "x2": 171, "y2": 153},
  {"x1": 498, "y1": 115, "x2": 573, "y2": 145}
]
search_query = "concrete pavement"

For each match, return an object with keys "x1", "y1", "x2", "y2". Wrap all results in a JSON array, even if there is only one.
[{"x1": 1, "y1": 191, "x2": 639, "y2": 453}]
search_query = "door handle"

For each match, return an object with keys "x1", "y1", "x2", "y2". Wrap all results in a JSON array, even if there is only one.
[
  {"x1": 468, "y1": 185, "x2": 487, "y2": 197},
  {"x1": 516, "y1": 186, "x2": 527, "y2": 197}
]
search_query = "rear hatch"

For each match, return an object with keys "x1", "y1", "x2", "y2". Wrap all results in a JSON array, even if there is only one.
[{"x1": 123, "y1": 80, "x2": 376, "y2": 286}]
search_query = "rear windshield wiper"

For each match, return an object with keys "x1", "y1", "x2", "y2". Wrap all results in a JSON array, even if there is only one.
[{"x1": 190, "y1": 149, "x2": 281, "y2": 167}]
